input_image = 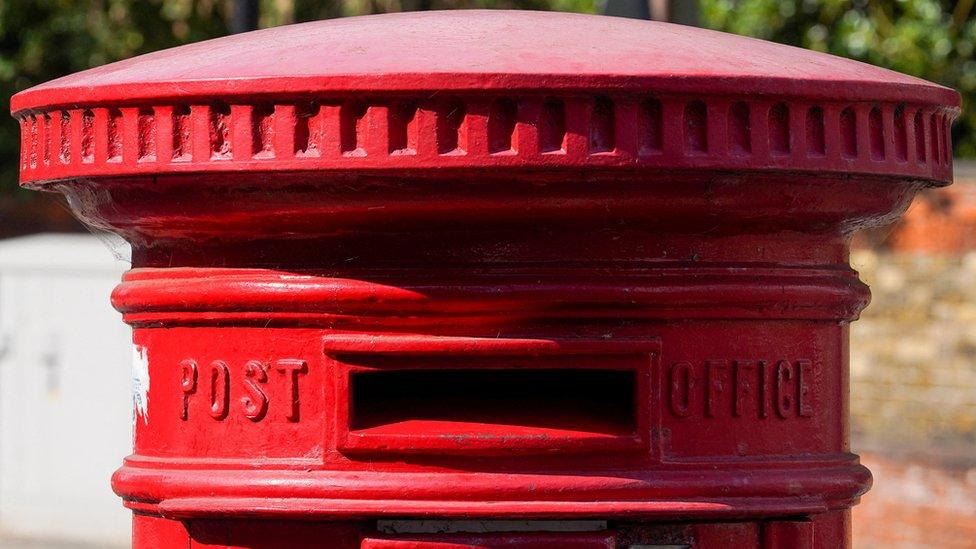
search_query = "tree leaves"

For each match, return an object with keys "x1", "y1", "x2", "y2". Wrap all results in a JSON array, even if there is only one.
[{"x1": 701, "y1": 0, "x2": 976, "y2": 157}]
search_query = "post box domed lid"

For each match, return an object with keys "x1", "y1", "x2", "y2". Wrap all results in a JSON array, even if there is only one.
[{"x1": 12, "y1": 10, "x2": 960, "y2": 186}]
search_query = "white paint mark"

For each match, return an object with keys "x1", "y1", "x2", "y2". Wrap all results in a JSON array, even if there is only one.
[{"x1": 132, "y1": 344, "x2": 150, "y2": 425}]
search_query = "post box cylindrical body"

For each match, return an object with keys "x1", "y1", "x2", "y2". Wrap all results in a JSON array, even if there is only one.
[{"x1": 12, "y1": 11, "x2": 959, "y2": 548}]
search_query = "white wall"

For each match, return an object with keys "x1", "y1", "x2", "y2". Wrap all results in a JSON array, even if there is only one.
[{"x1": 0, "y1": 234, "x2": 131, "y2": 546}]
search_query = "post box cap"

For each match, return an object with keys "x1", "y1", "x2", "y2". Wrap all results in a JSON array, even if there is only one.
[{"x1": 12, "y1": 10, "x2": 960, "y2": 186}]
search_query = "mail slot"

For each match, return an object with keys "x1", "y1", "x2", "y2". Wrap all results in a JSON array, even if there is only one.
[
  {"x1": 329, "y1": 335, "x2": 657, "y2": 455},
  {"x1": 11, "y1": 9, "x2": 958, "y2": 549}
]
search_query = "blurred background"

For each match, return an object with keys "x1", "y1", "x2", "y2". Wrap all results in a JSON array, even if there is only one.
[{"x1": 0, "y1": 1, "x2": 974, "y2": 548}]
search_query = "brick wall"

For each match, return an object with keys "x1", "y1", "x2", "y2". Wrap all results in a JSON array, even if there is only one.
[
  {"x1": 849, "y1": 163, "x2": 976, "y2": 548},
  {"x1": 851, "y1": 250, "x2": 976, "y2": 451},
  {"x1": 853, "y1": 452, "x2": 976, "y2": 548}
]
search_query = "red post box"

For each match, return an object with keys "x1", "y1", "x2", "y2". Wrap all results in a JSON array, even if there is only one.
[{"x1": 11, "y1": 10, "x2": 959, "y2": 549}]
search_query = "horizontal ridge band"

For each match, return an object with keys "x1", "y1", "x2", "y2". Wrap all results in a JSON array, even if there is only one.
[{"x1": 113, "y1": 266, "x2": 870, "y2": 325}]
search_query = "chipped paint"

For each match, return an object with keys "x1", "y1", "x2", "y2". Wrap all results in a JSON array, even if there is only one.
[{"x1": 131, "y1": 344, "x2": 149, "y2": 425}]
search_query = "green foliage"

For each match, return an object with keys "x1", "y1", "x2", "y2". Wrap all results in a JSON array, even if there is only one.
[
  {"x1": 701, "y1": 0, "x2": 976, "y2": 156},
  {"x1": 283, "y1": 0, "x2": 595, "y2": 21},
  {"x1": 0, "y1": 0, "x2": 230, "y2": 195}
]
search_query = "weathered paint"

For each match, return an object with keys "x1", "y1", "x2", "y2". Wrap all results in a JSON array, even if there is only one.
[
  {"x1": 131, "y1": 343, "x2": 149, "y2": 426},
  {"x1": 11, "y1": 10, "x2": 959, "y2": 549}
]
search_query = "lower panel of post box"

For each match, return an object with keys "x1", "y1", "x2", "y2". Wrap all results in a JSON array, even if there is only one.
[
  {"x1": 132, "y1": 514, "x2": 848, "y2": 548},
  {"x1": 361, "y1": 531, "x2": 616, "y2": 548}
]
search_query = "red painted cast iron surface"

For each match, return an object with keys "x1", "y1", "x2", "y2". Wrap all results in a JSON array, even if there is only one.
[{"x1": 11, "y1": 10, "x2": 960, "y2": 549}]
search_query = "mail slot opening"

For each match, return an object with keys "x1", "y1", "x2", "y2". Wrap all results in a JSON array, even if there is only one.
[{"x1": 350, "y1": 368, "x2": 637, "y2": 437}]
